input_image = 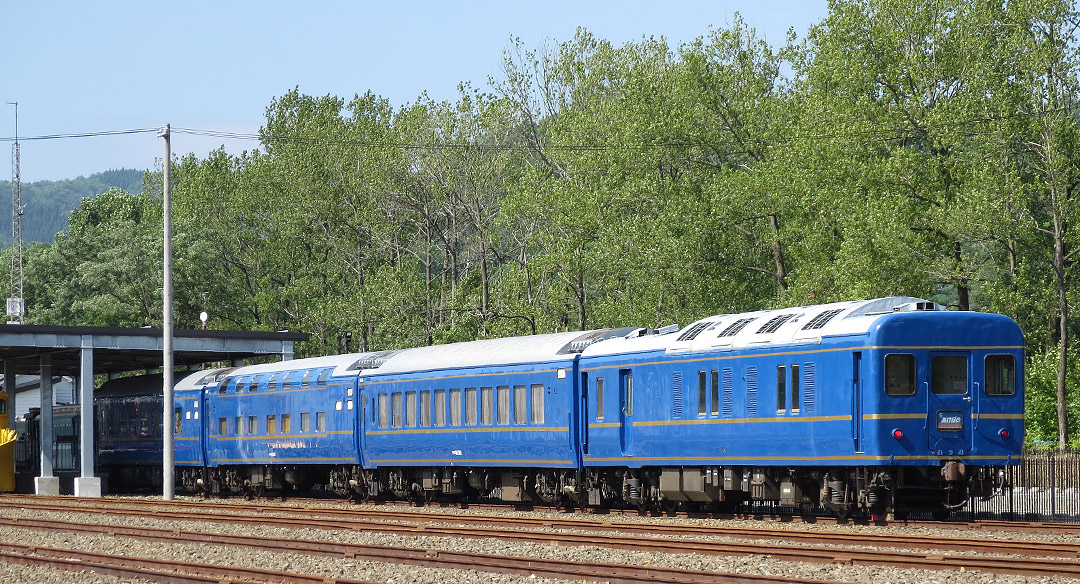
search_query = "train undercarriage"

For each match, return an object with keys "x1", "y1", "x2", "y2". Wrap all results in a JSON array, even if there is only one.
[{"x1": 177, "y1": 461, "x2": 1005, "y2": 519}]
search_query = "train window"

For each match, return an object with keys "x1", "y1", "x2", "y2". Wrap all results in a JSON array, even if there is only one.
[
  {"x1": 267, "y1": 415, "x2": 277, "y2": 434},
  {"x1": 985, "y1": 355, "x2": 1016, "y2": 396},
  {"x1": 316, "y1": 412, "x2": 326, "y2": 433},
  {"x1": 301, "y1": 412, "x2": 312, "y2": 432},
  {"x1": 420, "y1": 390, "x2": 432, "y2": 427},
  {"x1": 697, "y1": 371, "x2": 707, "y2": 416},
  {"x1": 464, "y1": 388, "x2": 477, "y2": 425},
  {"x1": 282, "y1": 413, "x2": 292, "y2": 433},
  {"x1": 481, "y1": 387, "x2": 494, "y2": 425},
  {"x1": 267, "y1": 373, "x2": 281, "y2": 391},
  {"x1": 235, "y1": 416, "x2": 244, "y2": 435},
  {"x1": 434, "y1": 390, "x2": 446, "y2": 427},
  {"x1": 249, "y1": 376, "x2": 260, "y2": 392},
  {"x1": 406, "y1": 391, "x2": 417, "y2": 427},
  {"x1": 596, "y1": 378, "x2": 604, "y2": 421},
  {"x1": 219, "y1": 417, "x2": 227, "y2": 436},
  {"x1": 710, "y1": 369, "x2": 720, "y2": 416},
  {"x1": 791, "y1": 364, "x2": 800, "y2": 413},
  {"x1": 218, "y1": 377, "x2": 231, "y2": 394},
  {"x1": 514, "y1": 385, "x2": 527, "y2": 424},
  {"x1": 378, "y1": 394, "x2": 389, "y2": 428},
  {"x1": 317, "y1": 368, "x2": 331, "y2": 387},
  {"x1": 932, "y1": 356, "x2": 968, "y2": 395},
  {"x1": 450, "y1": 389, "x2": 462, "y2": 426},
  {"x1": 282, "y1": 373, "x2": 294, "y2": 390},
  {"x1": 174, "y1": 407, "x2": 182, "y2": 434},
  {"x1": 530, "y1": 384, "x2": 545, "y2": 424},
  {"x1": 302, "y1": 370, "x2": 315, "y2": 388},
  {"x1": 248, "y1": 416, "x2": 258, "y2": 435},
  {"x1": 885, "y1": 354, "x2": 917, "y2": 396},
  {"x1": 392, "y1": 393, "x2": 403, "y2": 428},
  {"x1": 497, "y1": 386, "x2": 511, "y2": 425},
  {"x1": 776, "y1": 365, "x2": 787, "y2": 413}
]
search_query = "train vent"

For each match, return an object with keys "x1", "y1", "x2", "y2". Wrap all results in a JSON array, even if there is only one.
[
  {"x1": 802, "y1": 362, "x2": 816, "y2": 414},
  {"x1": 756, "y1": 314, "x2": 796, "y2": 334},
  {"x1": 721, "y1": 368, "x2": 734, "y2": 418},
  {"x1": 676, "y1": 322, "x2": 712, "y2": 342},
  {"x1": 672, "y1": 372, "x2": 684, "y2": 418},
  {"x1": 746, "y1": 366, "x2": 758, "y2": 416},
  {"x1": 801, "y1": 309, "x2": 844, "y2": 330},
  {"x1": 718, "y1": 318, "x2": 755, "y2": 337}
]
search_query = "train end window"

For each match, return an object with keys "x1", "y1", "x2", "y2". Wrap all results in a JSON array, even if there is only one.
[
  {"x1": 985, "y1": 355, "x2": 1016, "y2": 396},
  {"x1": 885, "y1": 354, "x2": 917, "y2": 396}
]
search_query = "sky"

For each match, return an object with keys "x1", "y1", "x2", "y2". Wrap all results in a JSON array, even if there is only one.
[{"x1": 1, "y1": 1, "x2": 828, "y2": 183}]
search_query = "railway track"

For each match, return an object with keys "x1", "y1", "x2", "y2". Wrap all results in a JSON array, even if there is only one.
[
  {"x1": 0, "y1": 516, "x2": 840, "y2": 584},
  {"x1": 2, "y1": 496, "x2": 1077, "y2": 559},
  {"x1": 0, "y1": 496, "x2": 1075, "y2": 580}
]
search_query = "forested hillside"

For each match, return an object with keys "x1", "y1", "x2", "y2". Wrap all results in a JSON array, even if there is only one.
[
  {"x1": 0, "y1": 168, "x2": 144, "y2": 245},
  {"x1": 1, "y1": 0, "x2": 1077, "y2": 448}
]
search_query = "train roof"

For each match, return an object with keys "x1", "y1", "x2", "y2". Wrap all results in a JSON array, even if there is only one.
[
  {"x1": 363, "y1": 330, "x2": 624, "y2": 376},
  {"x1": 580, "y1": 296, "x2": 945, "y2": 357}
]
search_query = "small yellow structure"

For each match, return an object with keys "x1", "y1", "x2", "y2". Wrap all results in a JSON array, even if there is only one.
[{"x1": 0, "y1": 392, "x2": 13, "y2": 492}]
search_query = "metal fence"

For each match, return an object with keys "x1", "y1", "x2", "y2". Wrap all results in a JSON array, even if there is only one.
[{"x1": 964, "y1": 450, "x2": 1080, "y2": 522}]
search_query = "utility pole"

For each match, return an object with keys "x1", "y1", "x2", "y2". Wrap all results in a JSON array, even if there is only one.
[
  {"x1": 159, "y1": 123, "x2": 174, "y2": 500},
  {"x1": 6, "y1": 102, "x2": 23, "y2": 324}
]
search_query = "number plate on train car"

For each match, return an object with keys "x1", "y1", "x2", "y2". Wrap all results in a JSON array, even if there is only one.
[{"x1": 937, "y1": 411, "x2": 964, "y2": 431}]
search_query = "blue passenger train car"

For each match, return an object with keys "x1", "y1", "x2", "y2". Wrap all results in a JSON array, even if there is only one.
[{"x1": 93, "y1": 296, "x2": 1022, "y2": 517}]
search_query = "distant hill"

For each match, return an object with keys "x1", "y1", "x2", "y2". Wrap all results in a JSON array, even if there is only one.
[{"x1": 0, "y1": 168, "x2": 146, "y2": 245}]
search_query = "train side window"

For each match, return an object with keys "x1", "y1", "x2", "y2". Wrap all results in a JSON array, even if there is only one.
[
  {"x1": 434, "y1": 389, "x2": 446, "y2": 427},
  {"x1": 985, "y1": 355, "x2": 1016, "y2": 396},
  {"x1": 791, "y1": 364, "x2": 800, "y2": 413},
  {"x1": 406, "y1": 391, "x2": 417, "y2": 427},
  {"x1": 282, "y1": 413, "x2": 292, "y2": 433},
  {"x1": 248, "y1": 416, "x2": 258, "y2": 435},
  {"x1": 776, "y1": 365, "x2": 787, "y2": 413},
  {"x1": 932, "y1": 355, "x2": 968, "y2": 395},
  {"x1": 392, "y1": 393, "x2": 403, "y2": 428},
  {"x1": 218, "y1": 377, "x2": 232, "y2": 394},
  {"x1": 885, "y1": 354, "x2": 917, "y2": 396},
  {"x1": 235, "y1": 416, "x2": 244, "y2": 435},
  {"x1": 697, "y1": 371, "x2": 707, "y2": 417},
  {"x1": 301, "y1": 370, "x2": 315, "y2": 388},
  {"x1": 596, "y1": 378, "x2": 604, "y2": 421},
  {"x1": 316, "y1": 412, "x2": 326, "y2": 433},
  {"x1": 450, "y1": 389, "x2": 462, "y2": 426},
  {"x1": 249, "y1": 375, "x2": 260, "y2": 392},
  {"x1": 268, "y1": 373, "x2": 282, "y2": 391},
  {"x1": 301, "y1": 412, "x2": 312, "y2": 432},
  {"x1": 174, "y1": 407, "x2": 182, "y2": 434},
  {"x1": 514, "y1": 385, "x2": 527, "y2": 424},
  {"x1": 530, "y1": 384, "x2": 545, "y2": 424},
  {"x1": 710, "y1": 369, "x2": 720, "y2": 416},
  {"x1": 282, "y1": 373, "x2": 294, "y2": 390},
  {"x1": 267, "y1": 415, "x2": 277, "y2": 434},
  {"x1": 481, "y1": 387, "x2": 494, "y2": 425},
  {"x1": 497, "y1": 386, "x2": 511, "y2": 425},
  {"x1": 420, "y1": 390, "x2": 432, "y2": 427},
  {"x1": 465, "y1": 388, "x2": 477, "y2": 426},
  {"x1": 317, "y1": 368, "x2": 331, "y2": 387},
  {"x1": 378, "y1": 394, "x2": 389, "y2": 428},
  {"x1": 219, "y1": 417, "x2": 227, "y2": 436}
]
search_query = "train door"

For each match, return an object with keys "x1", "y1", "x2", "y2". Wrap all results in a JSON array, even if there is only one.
[
  {"x1": 852, "y1": 352, "x2": 863, "y2": 453},
  {"x1": 581, "y1": 372, "x2": 590, "y2": 456},
  {"x1": 927, "y1": 352, "x2": 973, "y2": 455},
  {"x1": 619, "y1": 369, "x2": 633, "y2": 455}
]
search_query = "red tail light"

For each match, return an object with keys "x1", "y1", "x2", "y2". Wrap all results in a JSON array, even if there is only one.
[
  {"x1": 999, "y1": 428, "x2": 1009, "y2": 439},
  {"x1": 892, "y1": 428, "x2": 904, "y2": 439}
]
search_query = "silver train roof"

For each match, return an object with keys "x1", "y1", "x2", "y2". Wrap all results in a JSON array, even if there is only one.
[{"x1": 580, "y1": 296, "x2": 942, "y2": 357}]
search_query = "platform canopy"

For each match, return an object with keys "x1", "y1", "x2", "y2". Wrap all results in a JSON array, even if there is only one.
[{"x1": 0, "y1": 324, "x2": 308, "y2": 376}]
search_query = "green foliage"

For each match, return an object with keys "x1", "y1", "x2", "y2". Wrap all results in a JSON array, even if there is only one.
[
  {"x1": 7, "y1": 2, "x2": 1080, "y2": 445},
  {"x1": 0, "y1": 168, "x2": 145, "y2": 245}
]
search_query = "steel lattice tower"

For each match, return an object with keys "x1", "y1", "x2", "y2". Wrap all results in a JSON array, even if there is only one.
[{"x1": 7, "y1": 102, "x2": 23, "y2": 324}]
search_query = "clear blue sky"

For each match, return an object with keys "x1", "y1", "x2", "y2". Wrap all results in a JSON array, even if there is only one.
[{"x1": 1, "y1": 1, "x2": 828, "y2": 183}]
